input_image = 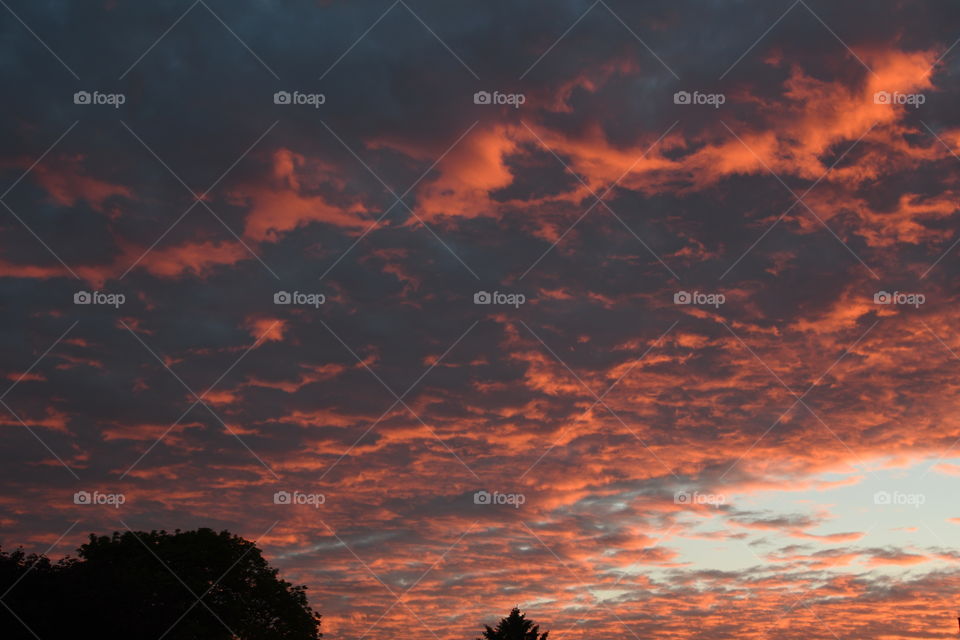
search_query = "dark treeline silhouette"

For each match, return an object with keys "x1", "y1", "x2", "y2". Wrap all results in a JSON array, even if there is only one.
[
  {"x1": 0, "y1": 528, "x2": 321, "y2": 639},
  {"x1": 477, "y1": 607, "x2": 549, "y2": 640},
  {"x1": 2, "y1": 528, "x2": 551, "y2": 640}
]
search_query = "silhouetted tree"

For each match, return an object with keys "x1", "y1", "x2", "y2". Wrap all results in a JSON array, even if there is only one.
[
  {"x1": 0, "y1": 546, "x2": 66, "y2": 638},
  {"x1": 477, "y1": 607, "x2": 549, "y2": 640},
  {"x1": 0, "y1": 528, "x2": 321, "y2": 640}
]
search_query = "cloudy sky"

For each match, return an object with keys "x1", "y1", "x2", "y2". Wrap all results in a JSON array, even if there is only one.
[{"x1": 2, "y1": 0, "x2": 960, "y2": 637}]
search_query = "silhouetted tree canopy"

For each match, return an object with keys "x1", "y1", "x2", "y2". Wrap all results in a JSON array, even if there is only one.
[
  {"x1": 477, "y1": 607, "x2": 549, "y2": 640},
  {"x1": 0, "y1": 527, "x2": 321, "y2": 640}
]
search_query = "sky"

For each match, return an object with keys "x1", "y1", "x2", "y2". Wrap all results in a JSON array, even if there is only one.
[{"x1": 2, "y1": 0, "x2": 960, "y2": 638}]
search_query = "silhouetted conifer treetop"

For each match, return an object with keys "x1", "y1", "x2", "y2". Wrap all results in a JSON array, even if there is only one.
[{"x1": 477, "y1": 607, "x2": 550, "y2": 640}]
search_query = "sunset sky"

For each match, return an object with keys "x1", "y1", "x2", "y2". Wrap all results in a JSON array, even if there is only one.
[{"x1": 2, "y1": 1, "x2": 960, "y2": 638}]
